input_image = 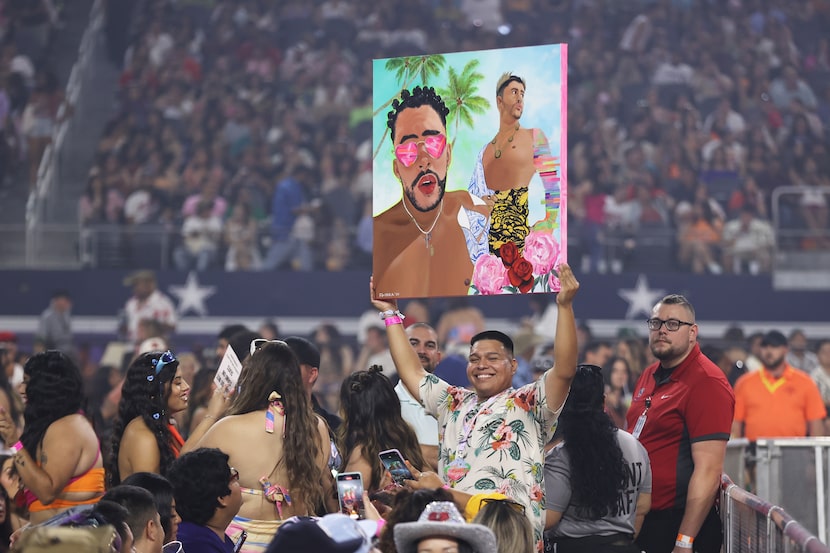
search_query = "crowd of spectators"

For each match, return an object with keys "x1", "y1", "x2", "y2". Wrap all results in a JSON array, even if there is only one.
[
  {"x1": 0, "y1": 0, "x2": 64, "y2": 192},
  {"x1": 73, "y1": 0, "x2": 830, "y2": 273}
]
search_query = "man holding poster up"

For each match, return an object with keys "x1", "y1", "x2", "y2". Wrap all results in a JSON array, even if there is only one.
[
  {"x1": 371, "y1": 263, "x2": 579, "y2": 549},
  {"x1": 373, "y1": 86, "x2": 491, "y2": 299}
]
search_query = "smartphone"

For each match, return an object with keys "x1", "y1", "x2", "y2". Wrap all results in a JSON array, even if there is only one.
[
  {"x1": 378, "y1": 449, "x2": 414, "y2": 485},
  {"x1": 336, "y1": 472, "x2": 365, "y2": 519}
]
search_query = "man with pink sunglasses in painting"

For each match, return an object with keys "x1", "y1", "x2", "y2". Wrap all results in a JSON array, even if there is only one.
[{"x1": 373, "y1": 86, "x2": 491, "y2": 299}]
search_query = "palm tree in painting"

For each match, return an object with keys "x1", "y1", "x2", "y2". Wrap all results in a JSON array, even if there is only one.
[
  {"x1": 438, "y1": 59, "x2": 490, "y2": 146},
  {"x1": 373, "y1": 54, "x2": 447, "y2": 159}
]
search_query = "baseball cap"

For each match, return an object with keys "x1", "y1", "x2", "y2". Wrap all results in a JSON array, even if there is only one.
[
  {"x1": 760, "y1": 330, "x2": 788, "y2": 347},
  {"x1": 283, "y1": 336, "x2": 321, "y2": 368},
  {"x1": 266, "y1": 514, "x2": 375, "y2": 553}
]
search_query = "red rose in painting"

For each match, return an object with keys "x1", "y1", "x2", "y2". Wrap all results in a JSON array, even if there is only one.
[
  {"x1": 508, "y1": 257, "x2": 534, "y2": 293},
  {"x1": 499, "y1": 241, "x2": 519, "y2": 267}
]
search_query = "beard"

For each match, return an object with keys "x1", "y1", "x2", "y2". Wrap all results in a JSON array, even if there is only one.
[
  {"x1": 649, "y1": 339, "x2": 682, "y2": 362},
  {"x1": 761, "y1": 352, "x2": 786, "y2": 370},
  {"x1": 405, "y1": 170, "x2": 447, "y2": 213}
]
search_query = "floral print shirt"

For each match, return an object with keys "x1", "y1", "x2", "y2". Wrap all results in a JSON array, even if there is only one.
[{"x1": 419, "y1": 372, "x2": 562, "y2": 548}]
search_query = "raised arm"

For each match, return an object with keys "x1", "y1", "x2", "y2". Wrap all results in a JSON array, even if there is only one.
[
  {"x1": 546, "y1": 264, "x2": 579, "y2": 412},
  {"x1": 370, "y1": 277, "x2": 427, "y2": 402},
  {"x1": 182, "y1": 386, "x2": 231, "y2": 454}
]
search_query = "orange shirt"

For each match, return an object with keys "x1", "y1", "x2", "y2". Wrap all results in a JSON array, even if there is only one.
[{"x1": 734, "y1": 364, "x2": 827, "y2": 440}]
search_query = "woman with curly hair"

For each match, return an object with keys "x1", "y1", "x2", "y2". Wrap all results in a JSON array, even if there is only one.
[
  {"x1": 338, "y1": 366, "x2": 427, "y2": 493},
  {"x1": 543, "y1": 365, "x2": 652, "y2": 553},
  {"x1": 107, "y1": 351, "x2": 227, "y2": 487},
  {"x1": 197, "y1": 341, "x2": 334, "y2": 552},
  {"x1": 0, "y1": 351, "x2": 104, "y2": 524}
]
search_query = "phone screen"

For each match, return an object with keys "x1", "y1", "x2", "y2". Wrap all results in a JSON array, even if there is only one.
[
  {"x1": 336, "y1": 472, "x2": 365, "y2": 519},
  {"x1": 378, "y1": 449, "x2": 414, "y2": 484}
]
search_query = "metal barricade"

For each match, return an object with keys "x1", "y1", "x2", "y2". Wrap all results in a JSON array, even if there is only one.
[
  {"x1": 771, "y1": 185, "x2": 830, "y2": 290},
  {"x1": 721, "y1": 474, "x2": 830, "y2": 553},
  {"x1": 723, "y1": 438, "x2": 830, "y2": 550}
]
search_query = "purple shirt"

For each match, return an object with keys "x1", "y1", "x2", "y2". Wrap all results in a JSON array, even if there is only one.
[{"x1": 177, "y1": 521, "x2": 234, "y2": 553}]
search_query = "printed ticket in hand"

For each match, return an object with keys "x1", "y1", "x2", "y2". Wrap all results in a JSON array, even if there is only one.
[{"x1": 214, "y1": 346, "x2": 242, "y2": 391}]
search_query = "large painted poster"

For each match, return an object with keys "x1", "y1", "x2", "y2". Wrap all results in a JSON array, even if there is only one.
[{"x1": 372, "y1": 44, "x2": 567, "y2": 299}]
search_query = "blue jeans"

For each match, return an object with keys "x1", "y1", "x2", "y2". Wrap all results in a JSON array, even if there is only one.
[{"x1": 262, "y1": 237, "x2": 313, "y2": 271}]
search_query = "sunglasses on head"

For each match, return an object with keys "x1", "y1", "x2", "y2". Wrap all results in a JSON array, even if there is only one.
[
  {"x1": 480, "y1": 497, "x2": 526, "y2": 514},
  {"x1": 394, "y1": 134, "x2": 446, "y2": 168},
  {"x1": 249, "y1": 338, "x2": 288, "y2": 357},
  {"x1": 149, "y1": 351, "x2": 176, "y2": 382}
]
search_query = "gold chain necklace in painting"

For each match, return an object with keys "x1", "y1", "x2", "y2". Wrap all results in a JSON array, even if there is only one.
[
  {"x1": 402, "y1": 199, "x2": 443, "y2": 256},
  {"x1": 490, "y1": 123, "x2": 520, "y2": 158}
]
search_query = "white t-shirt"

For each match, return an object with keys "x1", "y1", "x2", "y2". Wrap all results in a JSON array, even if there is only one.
[
  {"x1": 124, "y1": 290, "x2": 177, "y2": 343},
  {"x1": 395, "y1": 380, "x2": 438, "y2": 446}
]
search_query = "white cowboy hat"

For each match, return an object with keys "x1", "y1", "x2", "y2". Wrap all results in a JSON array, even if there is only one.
[{"x1": 394, "y1": 502, "x2": 498, "y2": 553}]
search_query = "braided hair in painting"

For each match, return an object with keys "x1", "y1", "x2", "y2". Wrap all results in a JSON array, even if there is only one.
[
  {"x1": 338, "y1": 366, "x2": 427, "y2": 490},
  {"x1": 556, "y1": 364, "x2": 627, "y2": 520},
  {"x1": 107, "y1": 352, "x2": 179, "y2": 487},
  {"x1": 386, "y1": 86, "x2": 449, "y2": 144},
  {"x1": 20, "y1": 351, "x2": 86, "y2": 457},
  {"x1": 226, "y1": 341, "x2": 324, "y2": 514}
]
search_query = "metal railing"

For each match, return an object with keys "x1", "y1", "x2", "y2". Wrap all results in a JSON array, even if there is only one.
[
  {"x1": 771, "y1": 186, "x2": 830, "y2": 290},
  {"x1": 721, "y1": 474, "x2": 830, "y2": 553},
  {"x1": 25, "y1": 0, "x2": 104, "y2": 263},
  {"x1": 723, "y1": 438, "x2": 830, "y2": 551}
]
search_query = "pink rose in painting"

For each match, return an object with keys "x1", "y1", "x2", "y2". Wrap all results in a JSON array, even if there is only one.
[
  {"x1": 473, "y1": 253, "x2": 509, "y2": 295},
  {"x1": 523, "y1": 230, "x2": 560, "y2": 276}
]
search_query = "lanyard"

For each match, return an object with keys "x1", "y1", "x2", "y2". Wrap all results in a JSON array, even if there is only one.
[
  {"x1": 632, "y1": 396, "x2": 652, "y2": 440},
  {"x1": 759, "y1": 368, "x2": 788, "y2": 394}
]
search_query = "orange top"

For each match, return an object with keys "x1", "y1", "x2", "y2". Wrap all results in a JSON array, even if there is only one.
[
  {"x1": 734, "y1": 364, "x2": 827, "y2": 440},
  {"x1": 27, "y1": 467, "x2": 106, "y2": 513},
  {"x1": 169, "y1": 424, "x2": 185, "y2": 456}
]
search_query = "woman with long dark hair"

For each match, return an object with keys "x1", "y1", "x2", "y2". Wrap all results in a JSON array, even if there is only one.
[
  {"x1": 107, "y1": 351, "x2": 227, "y2": 487},
  {"x1": 543, "y1": 365, "x2": 652, "y2": 553},
  {"x1": 338, "y1": 366, "x2": 427, "y2": 493},
  {"x1": 603, "y1": 357, "x2": 634, "y2": 429},
  {"x1": 0, "y1": 351, "x2": 104, "y2": 524},
  {"x1": 0, "y1": 455, "x2": 27, "y2": 531},
  {"x1": 0, "y1": 484, "x2": 14, "y2": 552},
  {"x1": 197, "y1": 341, "x2": 334, "y2": 551}
]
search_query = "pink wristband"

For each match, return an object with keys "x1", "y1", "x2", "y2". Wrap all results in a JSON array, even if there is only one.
[
  {"x1": 384, "y1": 316, "x2": 403, "y2": 327},
  {"x1": 10, "y1": 441, "x2": 23, "y2": 453},
  {"x1": 375, "y1": 518, "x2": 386, "y2": 536}
]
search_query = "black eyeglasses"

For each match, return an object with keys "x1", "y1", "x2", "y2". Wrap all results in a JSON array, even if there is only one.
[
  {"x1": 646, "y1": 318, "x2": 694, "y2": 332},
  {"x1": 480, "y1": 497, "x2": 525, "y2": 514}
]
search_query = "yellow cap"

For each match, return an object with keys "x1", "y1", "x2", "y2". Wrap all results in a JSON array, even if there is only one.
[{"x1": 463, "y1": 492, "x2": 510, "y2": 522}]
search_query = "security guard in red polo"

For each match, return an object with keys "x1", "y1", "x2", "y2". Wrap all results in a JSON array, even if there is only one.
[{"x1": 627, "y1": 294, "x2": 734, "y2": 553}]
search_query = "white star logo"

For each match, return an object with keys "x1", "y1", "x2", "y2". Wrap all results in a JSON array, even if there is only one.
[
  {"x1": 168, "y1": 272, "x2": 216, "y2": 317},
  {"x1": 618, "y1": 275, "x2": 666, "y2": 320}
]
